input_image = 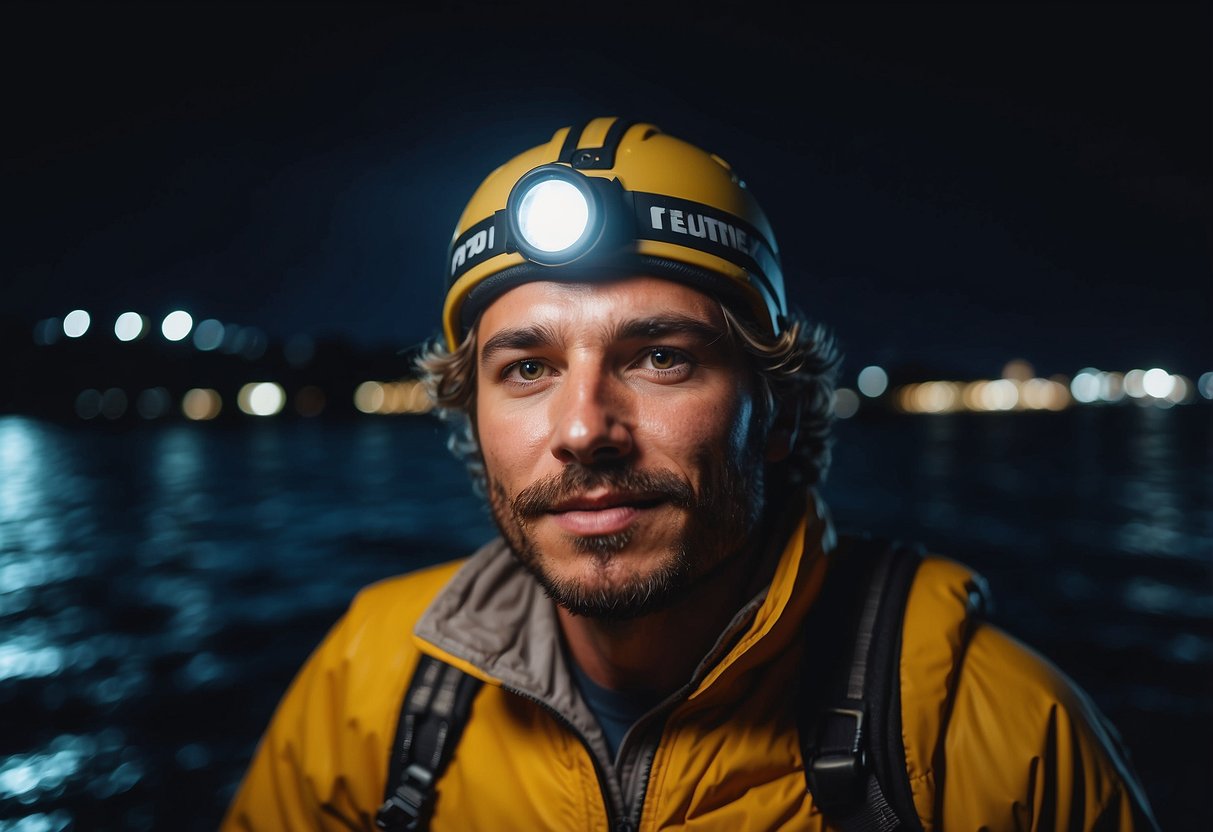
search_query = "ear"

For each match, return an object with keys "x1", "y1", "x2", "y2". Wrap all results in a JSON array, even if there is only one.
[{"x1": 764, "y1": 400, "x2": 800, "y2": 463}]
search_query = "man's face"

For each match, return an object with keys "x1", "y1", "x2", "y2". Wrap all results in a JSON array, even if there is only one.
[{"x1": 475, "y1": 276, "x2": 769, "y2": 620}]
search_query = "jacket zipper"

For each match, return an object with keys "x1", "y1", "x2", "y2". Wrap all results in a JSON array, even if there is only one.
[{"x1": 502, "y1": 684, "x2": 629, "y2": 831}]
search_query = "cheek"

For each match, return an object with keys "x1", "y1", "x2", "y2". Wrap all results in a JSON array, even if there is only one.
[
  {"x1": 638, "y1": 388, "x2": 756, "y2": 470},
  {"x1": 476, "y1": 402, "x2": 553, "y2": 481}
]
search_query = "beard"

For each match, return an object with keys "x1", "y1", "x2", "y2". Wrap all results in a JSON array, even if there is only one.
[{"x1": 487, "y1": 451, "x2": 765, "y2": 622}]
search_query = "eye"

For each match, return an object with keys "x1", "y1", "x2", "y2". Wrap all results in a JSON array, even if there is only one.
[
  {"x1": 511, "y1": 359, "x2": 548, "y2": 381},
  {"x1": 642, "y1": 348, "x2": 686, "y2": 371}
]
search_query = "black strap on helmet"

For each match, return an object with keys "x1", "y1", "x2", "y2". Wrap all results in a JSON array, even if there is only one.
[
  {"x1": 557, "y1": 117, "x2": 635, "y2": 170},
  {"x1": 799, "y1": 534, "x2": 926, "y2": 831},
  {"x1": 376, "y1": 655, "x2": 483, "y2": 832}
]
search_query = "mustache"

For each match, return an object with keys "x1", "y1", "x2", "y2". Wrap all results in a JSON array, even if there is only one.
[{"x1": 511, "y1": 464, "x2": 695, "y2": 518}]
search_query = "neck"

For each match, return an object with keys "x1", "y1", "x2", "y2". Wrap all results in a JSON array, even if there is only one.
[{"x1": 557, "y1": 548, "x2": 761, "y2": 696}]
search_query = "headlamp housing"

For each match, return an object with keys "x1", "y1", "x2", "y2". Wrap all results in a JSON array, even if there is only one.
[{"x1": 504, "y1": 165, "x2": 627, "y2": 266}]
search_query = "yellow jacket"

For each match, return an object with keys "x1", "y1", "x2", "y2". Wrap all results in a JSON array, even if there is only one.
[{"x1": 223, "y1": 497, "x2": 1157, "y2": 831}]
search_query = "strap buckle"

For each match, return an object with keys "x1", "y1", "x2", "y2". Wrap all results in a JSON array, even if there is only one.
[
  {"x1": 806, "y1": 707, "x2": 868, "y2": 812},
  {"x1": 376, "y1": 764, "x2": 435, "y2": 831}
]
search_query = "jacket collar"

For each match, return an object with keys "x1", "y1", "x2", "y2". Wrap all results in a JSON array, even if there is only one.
[{"x1": 413, "y1": 491, "x2": 834, "y2": 714}]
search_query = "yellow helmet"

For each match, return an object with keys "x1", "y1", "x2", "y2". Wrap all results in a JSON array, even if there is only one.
[{"x1": 441, "y1": 117, "x2": 787, "y2": 349}]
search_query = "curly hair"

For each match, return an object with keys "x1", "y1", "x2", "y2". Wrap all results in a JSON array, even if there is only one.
[{"x1": 416, "y1": 303, "x2": 841, "y2": 496}]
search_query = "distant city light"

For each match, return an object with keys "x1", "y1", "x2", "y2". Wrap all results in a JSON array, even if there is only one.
[
  {"x1": 1165, "y1": 375, "x2": 1191, "y2": 405},
  {"x1": 114, "y1": 312, "x2": 146, "y2": 342},
  {"x1": 63, "y1": 310, "x2": 90, "y2": 338},
  {"x1": 136, "y1": 387, "x2": 172, "y2": 419},
  {"x1": 182, "y1": 388, "x2": 223, "y2": 421},
  {"x1": 1001, "y1": 359, "x2": 1034, "y2": 382},
  {"x1": 192, "y1": 319, "x2": 225, "y2": 351},
  {"x1": 100, "y1": 388, "x2": 128, "y2": 420},
  {"x1": 237, "y1": 382, "x2": 285, "y2": 416},
  {"x1": 33, "y1": 318, "x2": 62, "y2": 346},
  {"x1": 1097, "y1": 371, "x2": 1125, "y2": 403},
  {"x1": 832, "y1": 388, "x2": 860, "y2": 419},
  {"x1": 1123, "y1": 369, "x2": 1147, "y2": 398},
  {"x1": 1142, "y1": 368, "x2": 1174, "y2": 399},
  {"x1": 1070, "y1": 369, "x2": 1101, "y2": 404},
  {"x1": 75, "y1": 389, "x2": 102, "y2": 419},
  {"x1": 354, "y1": 381, "x2": 385, "y2": 414},
  {"x1": 984, "y1": 379, "x2": 1018, "y2": 410},
  {"x1": 856, "y1": 366, "x2": 888, "y2": 398},
  {"x1": 352, "y1": 380, "x2": 433, "y2": 415},
  {"x1": 161, "y1": 310, "x2": 194, "y2": 341},
  {"x1": 1199, "y1": 372, "x2": 1213, "y2": 400}
]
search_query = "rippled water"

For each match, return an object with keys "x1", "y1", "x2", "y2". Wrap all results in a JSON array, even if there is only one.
[{"x1": 0, "y1": 407, "x2": 1209, "y2": 830}]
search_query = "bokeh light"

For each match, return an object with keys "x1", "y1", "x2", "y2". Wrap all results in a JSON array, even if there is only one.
[
  {"x1": 32, "y1": 318, "x2": 61, "y2": 346},
  {"x1": 62, "y1": 310, "x2": 90, "y2": 338},
  {"x1": 1070, "y1": 369, "x2": 1100, "y2": 404},
  {"x1": 75, "y1": 390, "x2": 102, "y2": 420},
  {"x1": 1123, "y1": 369, "x2": 1147, "y2": 398},
  {"x1": 1142, "y1": 368, "x2": 1174, "y2": 399},
  {"x1": 136, "y1": 388, "x2": 172, "y2": 420},
  {"x1": 1001, "y1": 358, "x2": 1034, "y2": 382},
  {"x1": 114, "y1": 312, "x2": 146, "y2": 342},
  {"x1": 182, "y1": 388, "x2": 223, "y2": 421},
  {"x1": 1198, "y1": 372, "x2": 1213, "y2": 400},
  {"x1": 100, "y1": 389, "x2": 127, "y2": 420},
  {"x1": 192, "y1": 319, "x2": 225, "y2": 351},
  {"x1": 161, "y1": 311, "x2": 194, "y2": 342},
  {"x1": 354, "y1": 381, "x2": 385, "y2": 414},
  {"x1": 832, "y1": 388, "x2": 860, "y2": 419},
  {"x1": 237, "y1": 382, "x2": 285, "y2": 416},
  {"x1": 856, "y1": 366, "x2": 888, "y2": 398}
]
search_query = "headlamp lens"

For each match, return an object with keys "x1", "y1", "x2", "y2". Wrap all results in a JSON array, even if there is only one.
[{"x1": 515, "y1": 178, "x2": 590, "y2": 253}]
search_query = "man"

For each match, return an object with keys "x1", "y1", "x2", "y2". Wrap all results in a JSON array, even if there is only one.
[{"x1": 223, "y1": 118, "x2": 1158, "y2": 830}]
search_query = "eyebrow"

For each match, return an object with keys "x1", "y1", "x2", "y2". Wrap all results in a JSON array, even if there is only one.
[
  {"x1": 479, "y1": 322, "x2": 563, "y2": 367},
  {"x1": 606, "y1": 314, "x2": 726, "y2": 346},
  {"x1": 479, "y1": 314, "x2": 726, "y2": 368}
]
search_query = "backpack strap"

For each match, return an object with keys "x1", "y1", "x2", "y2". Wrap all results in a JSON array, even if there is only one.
[
  {"x1": 376, "y1": 655, "x2": 483, "y2": 832},
  {"x1": 799, "y1": 533, "x2": 925, "y2": 832}
]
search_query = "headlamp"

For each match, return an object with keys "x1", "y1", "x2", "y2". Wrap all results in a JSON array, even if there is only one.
[{"x1": 505, "y1": 165, "x2": 620, "y2": 265}]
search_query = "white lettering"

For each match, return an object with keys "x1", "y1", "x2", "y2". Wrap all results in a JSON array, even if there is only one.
[
  {"x1": 468, "y1": 230, "x2": 487, "y2": 257},
  {"x1": 686, "y1": 213, "x2": 706, "y2": 238},
  {"x1": 670, "y1": 209, "x2": 686, "y2": 234},
  {"x1": 451, "y1": 246, "x2": 466, "y2": 274},
  {"x1": 649, "y1": 206, "x2": 667, "y2": 229},
  {"x1": 488, "y1": 225, "x2": 495, "y2": 249}
]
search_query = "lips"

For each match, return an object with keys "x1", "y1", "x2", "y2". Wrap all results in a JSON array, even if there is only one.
[{"x1": 545, "y1": 492, "x2": 665, "y2": 536}]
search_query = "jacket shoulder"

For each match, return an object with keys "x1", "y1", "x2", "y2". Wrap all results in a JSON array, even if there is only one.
[
  {"x1": 221, "y1": 557, "x2": 469, "y2": 831},
  {"x1": 897, "y1": 555, "x2": 1157, "y2": 830}
]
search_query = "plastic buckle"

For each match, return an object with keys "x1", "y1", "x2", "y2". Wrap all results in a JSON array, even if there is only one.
[
  {"x1": 375, "y1": 764, "x2": 435, "y2": 831},
  {"x1": 806, "y1": 707, "x2": 867, "y2": 812}
]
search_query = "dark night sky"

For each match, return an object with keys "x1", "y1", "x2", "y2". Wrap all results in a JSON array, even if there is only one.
[{"x1": 4, "y1": 1, "x2": 1209, "y2": 381}]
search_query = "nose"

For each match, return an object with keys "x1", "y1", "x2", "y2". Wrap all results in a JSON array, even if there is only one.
[{"x1": 549, "y1": 363, "x2": 634, "y2": 465}]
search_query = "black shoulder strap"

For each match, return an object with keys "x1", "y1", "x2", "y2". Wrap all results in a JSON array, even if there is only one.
[
  {"x1": 799, "y1": 533, "x2": 926, "y2": 832},
  {"x1": 376, "y1": 655, "x2": 483, "y2": 832}
]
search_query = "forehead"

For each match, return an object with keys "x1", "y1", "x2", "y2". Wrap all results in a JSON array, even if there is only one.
[{"x1": 477, "y1": 277, "x2": 725, "y2": 342}]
